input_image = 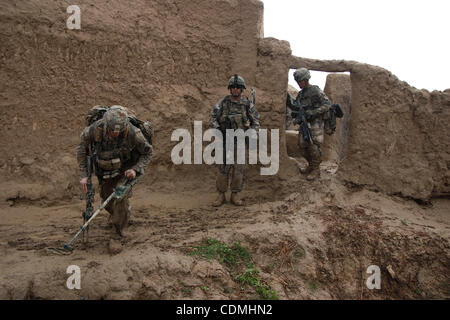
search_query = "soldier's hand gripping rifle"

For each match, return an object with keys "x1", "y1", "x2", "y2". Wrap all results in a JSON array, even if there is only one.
[
  {"x1": 62, "y1": 174, "x2": 144, "y2": 252},
  {"x1": 290, "y1": 99, "x2": 322, "y2": 157},
  {"x1": 291, "y1": 106, "x2": 314, "y2": 145}
]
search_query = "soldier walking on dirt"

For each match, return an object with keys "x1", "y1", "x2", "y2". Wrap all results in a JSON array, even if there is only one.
[
  {"x1": 292, "y1": 68, "x2": 331, "y2": 181},
  {"x1": 76, "y1": 106, "x2": 152, "y2": 237},
  {"x1": 209, "y1": 75, "x2": 260, "y2": 206}
]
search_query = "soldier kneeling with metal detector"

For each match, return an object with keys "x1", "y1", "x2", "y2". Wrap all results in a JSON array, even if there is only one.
[{"x1": 67, "y1": 106, "x2": 152, "y2": 251}]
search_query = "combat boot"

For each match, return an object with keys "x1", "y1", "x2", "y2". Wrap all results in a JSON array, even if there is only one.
[
  {"x1": 114, "y1": 224, "x2": 127, "y2": 238},
  {"x1": 306, "y1": 167, "x2": 320, "y2": 181},
  {"x1": 108, "y1": 238, "x2": 123, "y2": 254},
  {"x1": 299, "y1": 165, "x2": 311, "y2": 174},
  {"x1": 213, "y1": 192, "x2": 226, "y2": 207},
  {"x1": 230, "y1": 192, "x2": 244, "y2": 206}
]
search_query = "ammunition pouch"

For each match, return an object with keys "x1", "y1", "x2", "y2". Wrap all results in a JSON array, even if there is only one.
[
  {"x1": 97, "y1": 158, "x2": 121, "y2": 171},
  {"x1": 227, "y1": 114, "x2": 246, "y2": 130},
  {"x1": 93, "y1": 158, "x2": 121, "y2": 180},
  {"x1": 101, "y1": 170, "x2": 121, "y2": 179},
  {"x1": 218, "y1": 96, "x2": 251, "y2": 131}
]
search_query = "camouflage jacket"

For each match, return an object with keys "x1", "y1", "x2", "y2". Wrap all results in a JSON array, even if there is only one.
[
  {"x1": 76, "y1": 119, "x2": 152, "y2": 179},
  {"x1": 295, "y1": 85, "x2": 331, "y2": 121},
  {"x1": 209, "y1": 95, "x2": 260, "y2": 131}
]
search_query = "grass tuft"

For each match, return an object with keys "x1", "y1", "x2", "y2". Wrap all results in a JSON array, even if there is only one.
[
  {"x1": 236, "y1": 263, "x2": 279, "y2": 300},
  {"x1": 188, "y1": 238, "x2": 279, "y2": 300},
  {"x1": 189, "y1": 238, "x2": 250, "y2": 268}
]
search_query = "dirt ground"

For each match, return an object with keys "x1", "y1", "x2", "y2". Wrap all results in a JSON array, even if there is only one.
[
  {"x1": 1, "y1": 162, "x2": 448, "y2": 300},
  {"x1": 1, "y1": 0, "x2": 448, "y2": 301}
]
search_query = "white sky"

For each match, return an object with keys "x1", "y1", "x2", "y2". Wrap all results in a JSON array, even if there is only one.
[{"x1": 261, "y1": 0, "x2": 450, "y2": 92}]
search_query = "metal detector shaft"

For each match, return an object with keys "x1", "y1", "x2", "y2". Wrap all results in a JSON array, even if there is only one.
[{"x1": 64, "y1": 191, "x2": 116, "y2": 250}]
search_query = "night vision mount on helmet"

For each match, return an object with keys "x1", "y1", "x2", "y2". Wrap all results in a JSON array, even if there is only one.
[{"x1": 228, "y1": 74, "x2": 246, "y2": 89}]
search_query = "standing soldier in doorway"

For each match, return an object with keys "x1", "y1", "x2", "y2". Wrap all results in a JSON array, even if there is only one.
[{"x1": 292, "y1": 68, "x2": 331, "y2": 181}]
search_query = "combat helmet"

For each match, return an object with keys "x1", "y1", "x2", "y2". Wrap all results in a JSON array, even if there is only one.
[
  {"x1": 228, "y1": 74, "x2": 246, "y2": 89},
  {"x1": 293, "y1": 68, "x2": 311, "y2": 82},
  {"x1": 104, "y1": 106, "x2": 129, "y2": 134}
]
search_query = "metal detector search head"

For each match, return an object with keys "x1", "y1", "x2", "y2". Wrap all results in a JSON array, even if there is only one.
[{"x1": 63, "y1": 243, "x2": 74, "y2": 252}]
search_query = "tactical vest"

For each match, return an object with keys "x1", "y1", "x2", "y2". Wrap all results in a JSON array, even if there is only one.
[
  {"x1": 296, "y1": 85, "x2": 322, "y2": 114},
  {"x1": 217, "y1": 96, "x2": 251, "y2": 130},
  {"x1": 89, "y1": 120, "x2": 138, "y2": 179}
]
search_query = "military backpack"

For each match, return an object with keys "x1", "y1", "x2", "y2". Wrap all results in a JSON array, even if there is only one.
[
  {"x1": 324, "y1": 103, "x2": 344, "y2": 135},
  {"x1": 85, "y1": 105, "x2": 153, "y2": 145}
]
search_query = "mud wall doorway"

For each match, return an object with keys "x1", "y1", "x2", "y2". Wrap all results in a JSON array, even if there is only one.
[{"x1": 284, "y1": 70, "x2": 352, "y2": 173}]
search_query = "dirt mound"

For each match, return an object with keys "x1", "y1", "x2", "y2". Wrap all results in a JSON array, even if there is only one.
[{"x1": 1, "y1": 169, "x2": 448, "y2": 299}]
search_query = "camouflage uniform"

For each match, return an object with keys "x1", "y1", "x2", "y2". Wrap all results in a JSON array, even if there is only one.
[
  {"x1": 295, "y1": 84, "x2": 331, "y2": 176},
  {"x1": 76, "y1": 108, "x2": 152, "y2": 236},
  {"x1": 210, "y1": 95, "x2": 260, "y2": 194}
]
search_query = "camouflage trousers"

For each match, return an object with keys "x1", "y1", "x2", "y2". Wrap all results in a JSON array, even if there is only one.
[
  {"x1": 215, "y1": 140, "x2": 247, "y2": 193},
  {"x1": 216, "y1": 164, "x2": 245, "y2": 193},
  {"x1": 99, "y1": 175, "x2": 132, "y2": 235},
  {"x1": 298, "y1": 119, "x2": 324, "y2": 169}
]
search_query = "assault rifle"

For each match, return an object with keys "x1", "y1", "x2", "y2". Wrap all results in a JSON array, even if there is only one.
[
  {"x1": 287, "y1": 93, "x2": 322, "y2": 156},
  {"x1": 82, "y1": 148, "x2": 95, "y2": 243},
  {"x1": 287, "y1": 93, "x2": 314, "y2": 145},
  {"x1": 291, "y1": 107, "x2": 314, "y2": 145}
]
